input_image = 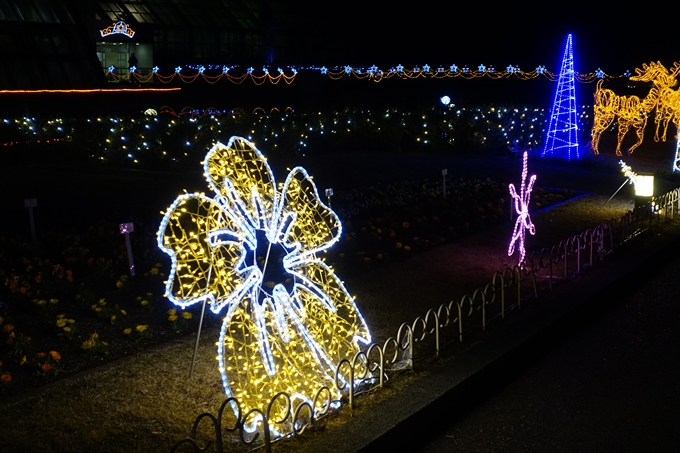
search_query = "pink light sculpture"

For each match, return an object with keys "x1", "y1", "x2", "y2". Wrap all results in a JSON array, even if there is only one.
[{"x1": 508, "y1": 151, "x2": 536, "y2": 265}]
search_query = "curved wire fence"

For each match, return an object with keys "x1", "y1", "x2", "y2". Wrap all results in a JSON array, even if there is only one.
[{"x1": 170, "y1": 187, "x2": 678, "y2": 453}]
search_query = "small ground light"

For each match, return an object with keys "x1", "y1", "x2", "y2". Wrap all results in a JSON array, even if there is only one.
[
  {"x1": 635, "y1": 173, "x2": 654, "y2": 208},
  {"x1": 440, "y1": 96, "x2": 451, "y2": 106}
]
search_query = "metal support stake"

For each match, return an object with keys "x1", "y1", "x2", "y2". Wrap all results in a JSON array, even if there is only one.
[
  {"x1": 442, "y1": 169, "x2": 447, "y2": 198},
  {"x1": 190, "y1": 265, "x2": 212, "y2": 378},
  {"x1": 119, "y1": 222, "x2": 135, "y2": 276}
]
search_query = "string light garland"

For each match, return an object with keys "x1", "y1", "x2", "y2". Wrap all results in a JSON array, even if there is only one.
[
  {"x1": 591, "y1": 61, "x2": 680, "y2": 162},
  {"x1": 508, "y1": 151, "x2": 536, "y2": 265},
  {"x1": 101, "y1": 63, "x2": 641, "y2": 85},
  {"x1": 543, "y1": 34, "x2": 579, "y2": 160},
  {"x1": 0, "y1": 88, "x2": 181, "y2": 94},
  {"x1": 157, "y1": 137, "x2": 371, "y2": 435}
]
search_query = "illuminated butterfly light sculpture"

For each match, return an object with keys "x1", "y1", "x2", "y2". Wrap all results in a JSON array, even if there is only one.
[{"x1": 157, "y1": 137, "x2": 371, "y2": 435}]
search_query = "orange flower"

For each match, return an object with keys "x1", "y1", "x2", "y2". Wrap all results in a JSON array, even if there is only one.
[
  {"x1": 34, "y1": 275, "x2": 42, "y2": 283},
  {"x1": 19, "y1": 287, "x2": 27, "y2": 294},
  {"x1": 41, "y1": 363, "x2": 52, "y2": 372},
  {"x1": 36, "y1": 352, "x2": 47, "y2": 359},
  {"x1": 1, "y1": 373, "x2": 11, "y2": 383},
  {"x1": 3, "y1": 324, "x2": 14, "y2": 333},
  {"x1": 49, "y1": 351, "x2": 61, "y2": 361},
  {"x1": 19, "y1": 355, "x2": 26, "y2": 366}
]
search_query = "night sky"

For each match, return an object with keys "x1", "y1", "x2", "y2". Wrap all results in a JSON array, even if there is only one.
[{"x1": 292, "y1": 5, "x2": 678, "y2": 74}]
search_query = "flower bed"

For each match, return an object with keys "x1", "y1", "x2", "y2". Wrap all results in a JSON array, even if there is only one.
[{"x1": 0, "y1": 175, "x2": 579, "y2": 398}]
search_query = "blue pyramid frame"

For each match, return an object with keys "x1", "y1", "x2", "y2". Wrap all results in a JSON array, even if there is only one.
[{"x1": 542, "y1": 34, "x2": 579, "y2": 160}]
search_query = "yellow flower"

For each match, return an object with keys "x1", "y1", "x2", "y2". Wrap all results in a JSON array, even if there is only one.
[
  {"x1": 120, "y1": 310, "x2": 127, "y2": 316},
  {"x1": 168, "y1": 315, "x2": 178, "y2": 322},
  {"x1": 98, "y1": 298, "x2": 107, "y2": 306},
  {"x1": 19, "y1": 355, "x2": 26, "y2": 365},
  {"x1": 141, "y1": 300, "x2": 149, "y2": 306},
  {"x1": 404, "y1": 246, "x2": 412, "y2": 252},
  {"x1": 63, "y1": 327, "x2": 72, "y2": 332},
  {"x1": 110, "y1": 315, "x2": 116, "y2": 322},
  {"x1": 37, "y1": 299, "x2": 47, "y2": 306},
  {"x1": 48, "y1": 298, "x2": 58, "y2": 304},
  {"x1": 67, "y1": 319, "x2": 75, "y2": 324},
  {"x1": 396, "y1": 242, "x2": 403, "y2": 248},
  {"x1": 167, "y1": 308, "x2": 176, "y2": 316},
  {"x1": 116, "y1": 281, "x2": 123, "y2": 288},
  {"x1": 182, "y1": 312, "x2": 192, "y2": 320},
  {"x1": 123, "y1": 328, "x2": 132, "y2": 335},
  {"x1": 95, "y1": 307, "x2": 102, "y2": 312},
  {"x1": 49, "y1": 351, "x2": 61, "y2": 360},
  {"x1": 56, "y1": 319, "x2": 67, "y2": 328},
  {"x1": 136, "y1": 324, "x2": 148, "y2": 333}
]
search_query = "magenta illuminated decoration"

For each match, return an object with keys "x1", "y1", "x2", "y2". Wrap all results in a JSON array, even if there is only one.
[{"x1": 508, "y1": 152, "x2": 536, "y2": 265}]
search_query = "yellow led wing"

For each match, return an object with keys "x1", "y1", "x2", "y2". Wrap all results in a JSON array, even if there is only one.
[
  {"x1": 204, "y1": 138, "x2": 277, "y2": 231},
  {"x1": 290, "y1": 260, "x2": 372, "y2": 362},
  {"x1": 279, "y1": 167, "x2": 340, "y2": 259},
  {"x1": 218, "y1": 292, "x2": 339, "y2": 423},
  {"x1": 158, "y1": 193, "x2": 253, "y2": 311}
]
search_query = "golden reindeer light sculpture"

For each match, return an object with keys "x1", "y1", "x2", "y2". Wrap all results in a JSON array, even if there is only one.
[{"x1": 591, "y1": 61, "x2": 678, "y2": 156}]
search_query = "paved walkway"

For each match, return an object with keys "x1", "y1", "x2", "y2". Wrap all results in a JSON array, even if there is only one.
[{"x1": 298, "y1": 199, "x2": 680, "y2": 453}]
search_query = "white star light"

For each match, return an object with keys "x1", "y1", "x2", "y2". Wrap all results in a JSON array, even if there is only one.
[{"x1": 508, "y1": 151, "x2": 536, "y2": 265}]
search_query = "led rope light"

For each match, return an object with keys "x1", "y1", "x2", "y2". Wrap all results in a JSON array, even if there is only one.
[
  {"x1": 508, "y1": 151, "x2": 536, "y2": 265},
  {"x1": 157, "y1": 137, "x2": 371, "y2": 435},
  {"x1": 542, "y1": 34, "x2": 579, "y2": 160}
]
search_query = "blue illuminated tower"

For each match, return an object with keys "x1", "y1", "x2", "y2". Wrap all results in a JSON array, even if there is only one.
[{"x1": 542, "y1": 34, "x2": 579, "y2": 160}]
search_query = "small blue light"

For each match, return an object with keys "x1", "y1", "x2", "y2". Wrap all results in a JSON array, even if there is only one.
[
  {"x1": 440, "y1": 96, "x2": 451, "y2": 106},
  {"x1": 478, "y1": 64, "x2": 486, "y2": 72},
  {"x1": 153, "y1": 66, "x2": 159, "y2": 73},
  {"x1": 423, "y1": 64, "x2": 430, "y2": 72},
  {"x1": 108, "y1": 66, "x2": 115, "y2": 73},
  {"x1": 130, "y1": 66, "x2": 136, "y2": 73},
  {"x1": 450, "y1": 64, "x2": 458, "y2": 72},
  {"x1": 175, "y1": 66, "x2": 182, "y2": 73},
  {"x1": 199, "y1": 66, "x2": 205, "y2": 73},
  {"x1": 396, "y1": 64, "x2": 404, "y2": 72},
  {"x1": 320, "y1": 66, "x2": 327, "y2": 74}
]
